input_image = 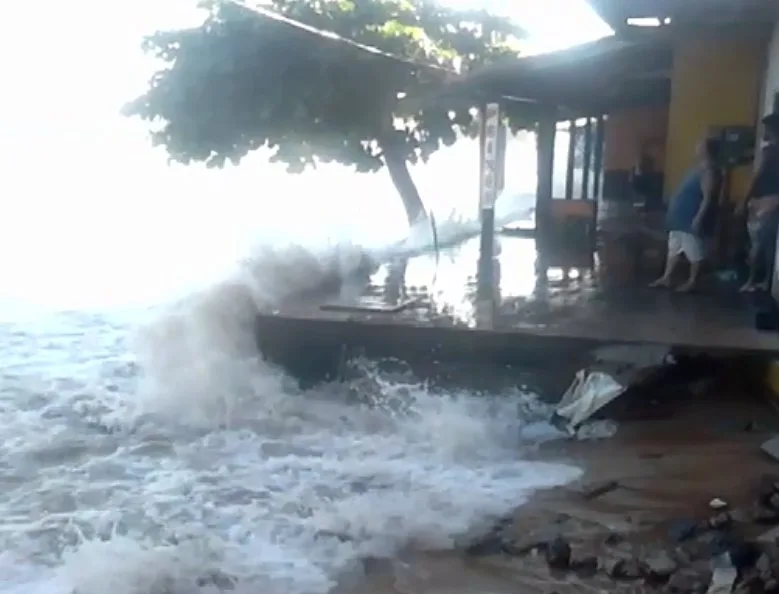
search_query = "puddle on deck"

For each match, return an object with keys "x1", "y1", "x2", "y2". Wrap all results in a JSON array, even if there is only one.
[{"x1": 274, "y1": 234, "x2": 779, "y2": 354}]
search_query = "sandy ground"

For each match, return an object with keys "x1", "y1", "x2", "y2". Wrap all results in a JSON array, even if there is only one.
[{"x1": 342, "y1": 364, "x2": 779, "y2": 594}]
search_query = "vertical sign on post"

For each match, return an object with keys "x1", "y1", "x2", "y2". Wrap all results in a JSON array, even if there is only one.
[
  {"x1": 477, "y1": 102, "x2": 502, "y2": 325},
  {"x1": 480, "y1": 102, "x2": 501, "y2": 211}
]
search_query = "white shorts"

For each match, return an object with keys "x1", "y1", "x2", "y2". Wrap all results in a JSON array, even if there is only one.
[{"x1": 668, "y1": 231, "x2": 705, "y2": 263}]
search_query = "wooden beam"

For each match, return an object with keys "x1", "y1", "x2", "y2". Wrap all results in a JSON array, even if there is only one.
[
  {"x1": 536, "y1": 108, "x2": 557, "y2": 246},
  {"x1": 565, "y1": 120, "x2": 576, "y2": 200},
  {"x1": 581, "y1": 118, "x2": 594, "y2": 200}
]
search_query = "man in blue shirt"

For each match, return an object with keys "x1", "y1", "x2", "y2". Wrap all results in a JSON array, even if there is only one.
[{"x1": 650, "y1": 137, "x2": 723, "y2": 292}]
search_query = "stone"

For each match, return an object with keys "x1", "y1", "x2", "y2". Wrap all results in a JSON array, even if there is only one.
[
  {"x1": 667, "y1": 567, "x2": 712, "y2": 594},
  {"x1": 759, "y1": 527, "x2": 779, "y2": 544},
  {"x1": 709, "y1": 498, "x2": 729, "y2": 511},
  {"x1": 578, "y1": 480, "x2": 620, "y2": 500},
  {"x1": 670, "y1": 519, "x2": 699, "y2": 542},
  {"x1": 698, "y1": 531, "x2": 732, "y2": 558},
  {"x1": 643, "y1": 550, "x2": 678, "y2": 580},
  {"x1": 602, "y1": 557, "x2": 643, "y2": 580},
  {"x1": 754, "y1": 505, "x2": 779, "y2": 525},
  {"x1": 729, "y1": 542, "x2": 762, "y2": 571},
  {"x1": 708, "y1": 512, "x2": 732, "y2": 530},
  {"x1": 604, "y1": 532, "x2": 624, "y2": 546},
  {"x1": 464, "y1": 534, "x2": 504, "y2": 557},
  {"x1": 545, "y1": 536, "x2": 571, "y2": 570},
  {"x1": 761, "y1": 437, "x2": 779, "y2": 463},
  {"x1": 706, "y1": 566, "x2": 737, "y2": 594},
  {"x1": 570, "y1": 555, "x2": 598, "y2": 578}
]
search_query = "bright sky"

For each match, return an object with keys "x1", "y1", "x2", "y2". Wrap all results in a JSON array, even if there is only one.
[{"x1": 0, "y1": 0, "x2": 610, "y2": 308}]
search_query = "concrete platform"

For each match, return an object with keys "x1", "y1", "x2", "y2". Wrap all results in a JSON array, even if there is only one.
[{"x1": 254, "y1": 235, "x2": 779, "y2": 380}]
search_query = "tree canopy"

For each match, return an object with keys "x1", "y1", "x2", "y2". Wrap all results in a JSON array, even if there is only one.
[{"x1": 124, "y1": 0, "x2": 532, "y2": 223}]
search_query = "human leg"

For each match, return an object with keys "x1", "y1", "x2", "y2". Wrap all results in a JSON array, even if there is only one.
[
  {"x1": 676, "y1": 233, "x2": 704, "y2": 292},
  {"x1": 650, "y1": 232, "x2": 683, "y2": 288}
]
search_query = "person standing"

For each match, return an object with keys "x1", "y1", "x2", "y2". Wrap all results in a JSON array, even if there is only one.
[
  {"x1": 650, "y1": 137, "x2": 723, "y2": 292},
  {"x1": 738, "y1": 112, "x2": 779, "y2": 292}
]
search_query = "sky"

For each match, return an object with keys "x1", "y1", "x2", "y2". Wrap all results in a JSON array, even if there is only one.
[{"x1": 0, "y1": 0, "x2": 611, "y2": 308}]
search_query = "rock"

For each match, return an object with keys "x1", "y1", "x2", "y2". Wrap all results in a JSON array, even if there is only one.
[
  {"x1": 759, "y1": 475, "x2": 779, "y2": 506},
  {"x1": 670, "y1": 519, "x2": 699, "y2": 542},
  {"x1": 729, "y1": 542, "x2": 762, "y2": 571},
  {"x1": 578, "y1": 480, "x2": 620, "y2": 500},
  {"x1": 708, "y1": 512, "x2": 732, "y2": 530},
  {"x1": 707, "y1": 566, "x2": 737, "y2": 594},
  {"x1": 755, "y1": 505, "x2": 779, "y2": 525},
  {"x1": 759, "y1": 527, "x2": 779, "y2": 544},
  {"x1": 604, "y1": 532, "x2": 624, "y2": 546},
  {"x1": 644, "y1": 550, "x2": 678, "y2": 580},
  {"x1": 667, "y1": 567, "x2": 712, "y2": 594},
  {"x1": 698, "y1": 531, "x2": 732, "y2": 558},
  {"x1": 761, "y1": 436, "x2": 779, "y2": 463},
  {"x1": 733, "y1": 573, "x2": 766, "y2": 594},
  {"x1": 464, "y1": 534, "x2": 504, "y2": 557},
  {"x1": 571, "y1": 555, "x2": 598, "y2": 578},
  {"x1": 710, "y1": 498, "x2": 729, "y2": 511},
  {"x1": 545, "y1": 536, "x2": 571, "y2": 570},
  {"x1": 602, "y1": 557, "x2": 643, "y2": 580}
]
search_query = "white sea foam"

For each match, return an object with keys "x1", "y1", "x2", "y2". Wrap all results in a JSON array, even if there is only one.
[{"x1": 0, "y1": 218, "x2": 578, "y2": 594}]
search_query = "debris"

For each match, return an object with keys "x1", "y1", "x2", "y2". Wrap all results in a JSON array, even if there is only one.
[
  {"x1": 602, "y1": 557, "x2": 643, "y2": 580},
  {"x1": 577, "y1": 480, "x2": 620, "y2": 500},
  {"x1": 669, "y1": 519, "x2": 700, "y2": 542},
  {"x1": 545, "y1": 536, "x2": 571, "y2": 570},
  {"x1": 759, "y1": 526, "x2": 779, "y2": 543},
  {"x1": 753, "y1": 504, "x2": 779, "y2": 525},
  {"x1": 643, "y1": 550, "x2": 678, "y2": 580},
  {"x1": 709, "y1": 498, "x2": 728, "y2": 511},
  {"x1": 554, "y1": 370, "x2": 626, "y2": 431},
  {"x1": 708, "y1": 512, "x2": 732, "y2": 530},
  {"x1": 761, "y1": 436, "x2": 779, "y2": 463},
  {"x1": 570, "y1": 554, "x2": 598, "y2": 577},
  {"x1": 667, "y1": 567, "x2": 712, "y2": 594},
  {"x1": 706, "y1": 565, "x2": 737, "y2": 594}
]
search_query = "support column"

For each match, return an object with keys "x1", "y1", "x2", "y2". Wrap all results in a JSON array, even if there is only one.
[
  {"x1": 581, "y1": 117, "x2": 593, "y2": 200},
  {"x1": 477, "y1": 102, "x2": 503, "y2": 320},
  {"x1": 536, "y1": 107, "x2": 557, "y2": 250},
  {"x1": 592, "y1": 115, "x2": 605, "y2": 201},
  {"x1": 565, "y1": 120, "x2": 576, "y2": 200}
]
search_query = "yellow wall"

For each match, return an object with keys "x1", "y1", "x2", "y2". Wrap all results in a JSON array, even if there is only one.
[
  {"x1": 603, "y1": 106, "x2": 669, "y2": 172},
  {"x1": 664, "y1": 28, "x2": 766, "y2": 203}
]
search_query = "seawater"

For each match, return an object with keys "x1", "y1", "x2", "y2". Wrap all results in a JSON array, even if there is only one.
[{"x1": 0, "y1": 238, "x2": 581, "y2": 594}]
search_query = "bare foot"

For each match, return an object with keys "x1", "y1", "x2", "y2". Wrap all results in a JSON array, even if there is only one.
[
  {"x1": 649, "y1": 277, "x2": 671, "y2": 288},
  {"x1": 676, "y1": 281, "x2": 696, "y2": 293},
  {"x1": 756, "y1": 281, "x2": 769, "y2": 291}
]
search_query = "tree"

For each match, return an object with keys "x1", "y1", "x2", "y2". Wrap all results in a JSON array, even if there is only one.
[{"x1": 124, "y1": 0, "x2": 528, "y2": 225}]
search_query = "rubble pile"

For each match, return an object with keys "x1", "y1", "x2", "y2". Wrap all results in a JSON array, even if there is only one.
[{"x1": 463, "y1": 475, "x2": 779, "y2": 593}]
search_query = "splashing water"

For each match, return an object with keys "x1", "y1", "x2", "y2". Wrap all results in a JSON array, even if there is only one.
[{"x1": 0, "y1": 225, "x2": 579, "y2": 594}]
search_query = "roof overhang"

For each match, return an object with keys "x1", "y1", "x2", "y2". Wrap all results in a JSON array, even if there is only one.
[
  {"x1": 432, "y1": 34, "x2": 673, "y2": 118},
  {"x1": 586, "y1": 0, "x2": 778, "y2": 31}
]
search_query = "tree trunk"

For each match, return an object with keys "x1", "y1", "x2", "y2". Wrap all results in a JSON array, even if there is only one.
[{"x1": 380, "y1": 137, "x2": 427, "y2": 226}]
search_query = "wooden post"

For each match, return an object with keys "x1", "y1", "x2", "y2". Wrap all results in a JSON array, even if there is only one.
[
  {"x1": 477, "y1": 102, "x2": 502, "y2": 305},
  {"x1": 581, "y1": 117, "x2": 593, "y2": 200},
  {"x1": 536, "y1": 107, "x2": 557, "y2": 249},
  {"x1": 565, "y1": 120, "x2": 576, "y2": 200},
  {"x1": 592, "y1": 115, "x2": 605, "y2": 201}
]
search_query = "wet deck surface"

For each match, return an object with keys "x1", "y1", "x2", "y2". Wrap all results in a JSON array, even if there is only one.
[{"x1": 263, "y1": 235, "x2": 779, "y2": 355}]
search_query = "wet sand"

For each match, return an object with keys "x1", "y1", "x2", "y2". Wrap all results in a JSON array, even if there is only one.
[{"x1": 347, "y1": 367, "x2": 779, "y2": 594}]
